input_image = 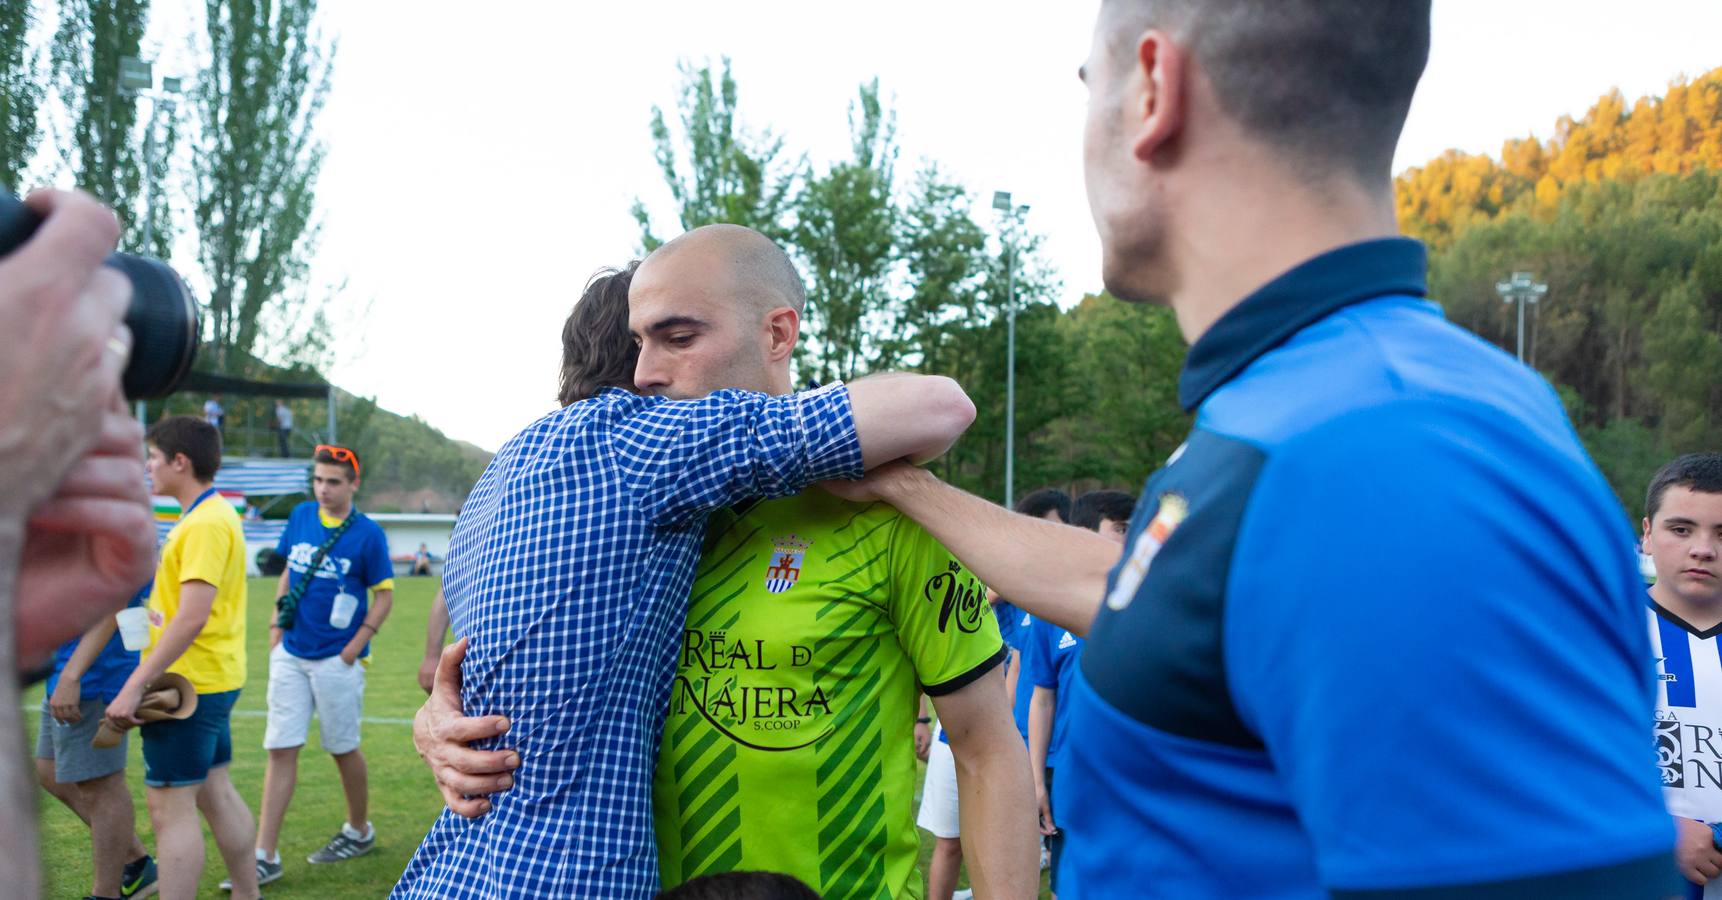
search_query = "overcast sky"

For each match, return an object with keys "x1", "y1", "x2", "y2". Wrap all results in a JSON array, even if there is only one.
[{"x1": 118, "y1": 1, "x2": 1722, "y2": 451}]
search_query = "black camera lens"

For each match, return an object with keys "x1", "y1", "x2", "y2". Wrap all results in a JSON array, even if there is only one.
[
  {"x1": 0, "y1": 187, "x2": 200, "y2": 399},
  {"x1": 104, "y1": 252, "x2": 200, "y2": 399}
]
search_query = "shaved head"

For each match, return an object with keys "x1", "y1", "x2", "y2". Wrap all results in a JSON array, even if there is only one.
[
  {"x1": 1098, "y1": 0, "x2": 1429, "y2": 183},
  {"x1": 628, "y1": 224, "x2": 806, "y2": 399},
  {"x1": 643, "y1": 224, "x2": 805, "y2": 319}
]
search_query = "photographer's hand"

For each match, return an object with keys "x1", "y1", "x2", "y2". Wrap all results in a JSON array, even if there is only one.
[
  {"x1": 0, "y1": 189, "x2": 130, "y2": 520},
  {"x1": 13, "y1": 400, "x2": 155, "y2": 669}
]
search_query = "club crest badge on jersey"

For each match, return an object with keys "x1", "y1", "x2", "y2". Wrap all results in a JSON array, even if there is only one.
[
  {"x1": 1106, "y1": 492, "x2": 1188, "y2": 611},
  {"x1": 764, "y1": 534, "x2": 812, "y2": 593}
]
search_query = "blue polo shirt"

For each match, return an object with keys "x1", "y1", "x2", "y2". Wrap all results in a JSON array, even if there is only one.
[
  {"x1": 995, "y1": 601, "x2": 1035, "y2": 741},
  {"x1": 1020, "y1": 614, "x2": 1083, "y2": 768},
  {"x1": 1057, "y1": 239, "x2": 1677, "y2": 898},
  {"x1": 45, "y1": 586, "x2": 146, "y2": 703},
  {"x1": 276, "y1": 502, "x2": 393, "y2": 660}
]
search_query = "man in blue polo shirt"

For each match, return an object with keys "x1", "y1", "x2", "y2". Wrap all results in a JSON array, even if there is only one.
[
  {"x1": 239, "y1": 444, "x2": 394, "y2": 889},
  {"x1": 1022, "y1": 491, "x2": 1129, "y2": 899},
  {"x1": 826, "y1": 1, "x2": 1676, "y2": 896}
]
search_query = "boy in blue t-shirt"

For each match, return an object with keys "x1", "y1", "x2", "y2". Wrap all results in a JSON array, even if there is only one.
[
  {"x1": 244, "y1": 444, "x2": 393, "y2": 888},
  {"x1": 1023, "y1": 490, "x2": 1132, "y2": 900},
  {"x1": 35, "y1": 586, "x2": 158, "y2": 900}
]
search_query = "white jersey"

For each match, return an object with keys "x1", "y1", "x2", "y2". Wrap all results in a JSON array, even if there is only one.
[{"x1": 1651, "y1": 604, "x2": 1722, "y2": 898}]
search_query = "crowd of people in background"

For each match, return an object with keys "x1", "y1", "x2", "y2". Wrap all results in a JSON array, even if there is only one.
[{"x1": 28, "y1": 430, "x2": 397, "y2": 900}]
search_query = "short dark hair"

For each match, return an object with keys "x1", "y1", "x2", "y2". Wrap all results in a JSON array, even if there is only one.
[
  {"x1": 559, "y1": 261, "x2": 642, "y2": 407},
  {"x1": 1646, "y1": 453, "x2": 1722, "y2": 522},
  {"x1": 1017, "y1": 488, "x2": 1072, "y2": 522},
  {"x1": 1101, "y1": 0, "x2": 1430, "y2": 183},
  {"x1": 654, "y1": 871, "x2": 822, "y2": 900},
  {"x1": 1072, "y1": 490, "x2": 1136, "y2": 532},
  {"x1": 146, "y1": 415, "x2": 222, "y2": 482}
]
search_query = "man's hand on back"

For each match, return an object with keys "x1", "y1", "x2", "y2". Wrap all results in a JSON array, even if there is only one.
[{"x1": 414, "y1": 637, "x2": 521, "y2": 818}]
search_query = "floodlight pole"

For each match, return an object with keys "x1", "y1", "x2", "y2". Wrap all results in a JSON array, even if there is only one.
[
  {"x1": 993, "y1": 191, "x2": 1029, "y2": 509},
  {"x1": 1495, "y1": 271, "x2": 1549, "y2": 364}
]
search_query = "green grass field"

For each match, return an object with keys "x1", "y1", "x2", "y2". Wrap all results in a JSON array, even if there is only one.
[{"x1": 29, "y1": 577, "x2": 1047, "y2": 898}]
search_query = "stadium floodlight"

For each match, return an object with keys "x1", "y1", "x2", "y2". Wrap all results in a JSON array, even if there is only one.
[
  {"x1": 1495, "y1": 271, "x2": 1549, "y2": 365},
  {"x1": 119, "y1": 56, "x2": 153, "y2": 93}
]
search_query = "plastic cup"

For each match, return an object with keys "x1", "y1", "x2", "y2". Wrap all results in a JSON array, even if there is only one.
[
  {"x1": 330, "y1": 592, "x2": 358, "y2": 630},
  {"x1": 115, "y1": 607, "x2": 149, "y2": 651}
]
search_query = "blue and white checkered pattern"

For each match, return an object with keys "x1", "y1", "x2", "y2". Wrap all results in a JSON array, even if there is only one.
[{"x1": 391, "y1": 384, "x2": 862, "y2": 899}]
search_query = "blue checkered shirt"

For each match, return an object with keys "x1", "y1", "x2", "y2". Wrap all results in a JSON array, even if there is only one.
[{"x1": 392, "y1": 385, "x2": 863, "y2": 899}]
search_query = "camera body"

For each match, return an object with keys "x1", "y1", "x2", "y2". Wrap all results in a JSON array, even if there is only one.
[{"x1": 0, "y1": 187, "x2": 200, "y2": 399}]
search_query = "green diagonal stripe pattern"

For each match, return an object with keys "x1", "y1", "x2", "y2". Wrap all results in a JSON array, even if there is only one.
[{"x1": 815, "y1": 665, "x2": 889, "y2": 898}]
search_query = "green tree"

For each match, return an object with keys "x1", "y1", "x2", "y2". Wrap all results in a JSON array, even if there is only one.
[
  {"x1": 1641, "y1": 280, "x2": 1722, "y2": 453},
  {"x1": 792, "y1": 80, "x2": 897, "y2": 382},
  {"x1": 0, "y1": 0, "x2": 42, "y2": 187},
  {"x1": 192, "y1": 0, "x2": 334, "y2": 371},
  {"x1": 888, "y1": 163, "x2": 988, "y2": 373},
  {"x1": 632, "y1": 58, "x2": 797, "y2": 250},
  {"x1": 50, "y1": 0, "x2": 164, "y2": 251},
  {"x1": 1052, "y1": 295, "x2": 1188, "y2": 487}
]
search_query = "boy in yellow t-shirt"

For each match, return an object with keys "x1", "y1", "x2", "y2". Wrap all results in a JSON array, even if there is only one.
[{"x1": 105, "y1": 416, "x2": 261, "y2": 900}]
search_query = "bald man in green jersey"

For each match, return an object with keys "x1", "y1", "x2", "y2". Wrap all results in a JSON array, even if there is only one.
[{"x1": 415, "y1": 227, "x2": 1038, "y2": 900}]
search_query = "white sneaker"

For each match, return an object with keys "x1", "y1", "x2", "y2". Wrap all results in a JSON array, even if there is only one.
[{"x1": 953, "y1": 891, "x2": 974, "y2": 900}]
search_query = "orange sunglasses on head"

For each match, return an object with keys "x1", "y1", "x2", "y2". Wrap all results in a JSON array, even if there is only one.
[{"x1": 314, "y1": 444, "x2": 361, "y2": 479}]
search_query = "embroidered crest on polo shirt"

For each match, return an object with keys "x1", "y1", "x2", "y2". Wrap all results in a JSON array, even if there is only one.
[
  {"x1": 764, "y1": 534, "x2": 812, "y2": 593},
  {"x1": 1106, "y1": 492, "x2": 1189, "y2": 611}
]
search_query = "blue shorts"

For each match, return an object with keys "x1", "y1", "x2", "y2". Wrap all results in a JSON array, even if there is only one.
[{"x1": 141, "y1": 688, "x2": 239, "y2": 788}]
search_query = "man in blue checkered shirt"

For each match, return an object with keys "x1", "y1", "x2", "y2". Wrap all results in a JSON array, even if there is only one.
[{"x1": 392, "y1": 227, "x2": 976, "y2": 899}]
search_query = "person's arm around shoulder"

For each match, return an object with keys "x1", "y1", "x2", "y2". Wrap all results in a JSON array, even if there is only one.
[
  {"x1": 616, "y1": 373, "x2": 972, "y2": 528},
  {"x1": 826, "y1": 463, "x2": 1118, "y2": 635},
  {"x1": 843, "y1": 372, "x2": 975, "y2": 468}
]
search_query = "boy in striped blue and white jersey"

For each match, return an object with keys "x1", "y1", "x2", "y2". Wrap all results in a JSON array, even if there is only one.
[{"x1": 1646, "y1": 453, "x2": 1722, "y2": 898}]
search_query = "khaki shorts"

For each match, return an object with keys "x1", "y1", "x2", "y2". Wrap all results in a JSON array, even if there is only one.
[{"x1": 264, "y1": 643, "x2": 365, "y2": 754}]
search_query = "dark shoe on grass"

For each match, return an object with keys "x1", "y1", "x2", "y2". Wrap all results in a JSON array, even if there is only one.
[
  {"x1": 120, "y1": 853, "x2": 158, "y2": 898},
  {"x1": 307, "y1": 827, "x2": 375, "y2": 864}
]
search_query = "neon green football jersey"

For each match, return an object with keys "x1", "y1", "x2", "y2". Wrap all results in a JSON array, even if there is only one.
[{"x1": 654, "y1": 490, "x2": 1004, "y2": 900}]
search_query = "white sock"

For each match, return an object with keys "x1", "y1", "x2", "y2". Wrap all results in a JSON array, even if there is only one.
[
  {"x1": 255, "y1": 848, "x2": 280, "y2": 864},
  {"x1": 342, "y1": 820, "x2": 373, "y2": 841}
]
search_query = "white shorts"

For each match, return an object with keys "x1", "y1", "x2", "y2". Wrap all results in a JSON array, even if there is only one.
[
  {"x1": 264, "y1": 643, "x2": 365, "y2": 754},
  {"x1": 917, "y1": 736, "x2": 961, "y2": 839}
]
